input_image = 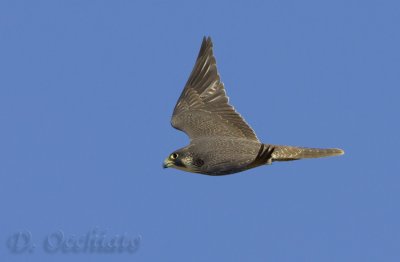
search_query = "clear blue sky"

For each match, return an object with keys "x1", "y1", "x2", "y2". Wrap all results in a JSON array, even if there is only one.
[{"x1": 1, "y1": 0, "x2": 399, "y2": 261}]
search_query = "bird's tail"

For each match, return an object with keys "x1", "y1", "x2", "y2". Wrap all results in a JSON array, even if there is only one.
[{"x1": 270, "y1": 144, "x2": 344, "y2": 161}]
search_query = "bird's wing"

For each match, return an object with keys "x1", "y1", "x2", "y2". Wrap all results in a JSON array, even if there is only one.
[{"x1": 171, "y1": 37, "x2": 259, "y2": 142}]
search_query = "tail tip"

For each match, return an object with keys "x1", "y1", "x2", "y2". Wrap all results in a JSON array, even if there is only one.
[{"x1": 334, "y1": 148, "x2": 345, "y2": 156}]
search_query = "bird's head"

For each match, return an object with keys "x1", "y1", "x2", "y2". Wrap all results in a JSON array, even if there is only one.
[{"x1": 163, "y1": 148, "x2": 204, "y2": 173}]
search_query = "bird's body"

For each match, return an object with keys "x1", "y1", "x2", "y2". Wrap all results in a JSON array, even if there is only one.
[
  {"x1": 177, "y1": 137, "x2": 261, "y2": 175},
  {"x1": 163, "y1": 37, "x2": 344, "y2": 176}
]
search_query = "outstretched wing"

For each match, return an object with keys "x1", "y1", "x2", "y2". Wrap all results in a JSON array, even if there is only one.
[{"x1": 171, "y1": 37, "x2": 259, "y2": 142}]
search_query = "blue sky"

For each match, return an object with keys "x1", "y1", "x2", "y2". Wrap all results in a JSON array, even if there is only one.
[{"x1": 1, "y1": 0, "x2": 399, "y2": 261}]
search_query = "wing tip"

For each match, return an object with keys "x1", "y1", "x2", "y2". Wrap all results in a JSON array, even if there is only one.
[
  {"x1": 203, "y1": 35, "x2": 213, "y2": 44},
  {"x1": 200, "y1": 36, "x2": 213, "y2": 52}
]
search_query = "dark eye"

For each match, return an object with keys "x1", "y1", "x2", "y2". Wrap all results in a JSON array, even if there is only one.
[{"x1": 170, "y1": 153, "x2": 178, "y2": 160}]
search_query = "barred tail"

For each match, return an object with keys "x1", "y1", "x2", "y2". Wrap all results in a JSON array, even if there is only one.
[{"x1": 270, "y1": 145, "x2": 344, "y2": 161}]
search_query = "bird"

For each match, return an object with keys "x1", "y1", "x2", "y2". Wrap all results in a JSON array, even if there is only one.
[{"x1": 163, "y1": 37, "x2": 344, "y2": 176}]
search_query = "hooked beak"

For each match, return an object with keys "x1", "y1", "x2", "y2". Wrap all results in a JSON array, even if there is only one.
[{"x1": 163, "y1": 158, "x2": 174, "y2": 169}]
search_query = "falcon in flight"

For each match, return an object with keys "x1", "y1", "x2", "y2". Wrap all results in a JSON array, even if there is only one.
[{"x1": 163, "y1": 37, "x2": 344, "y2": 175}]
